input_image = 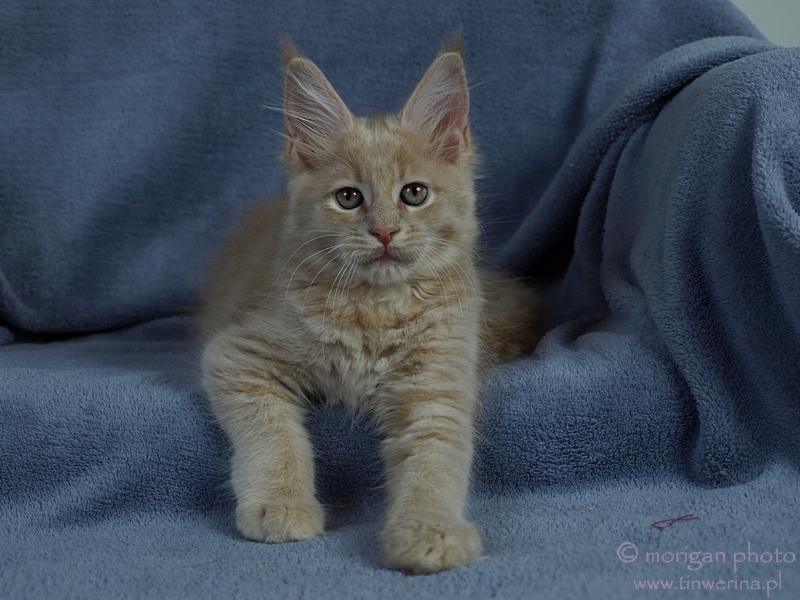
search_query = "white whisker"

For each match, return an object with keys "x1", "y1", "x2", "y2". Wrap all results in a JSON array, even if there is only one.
[
  {"x1": 321, "y1": 251, "x2": 355, "y2": 361},
  {"x1": 425, "y1": 236, "x2": 481, "y2": 260},
  {"x1": 425, "y1": 242, "x2": 492, "y2": 335},
  {"x1": 272, "y1": 232, "x2": 341, "y2": 290},
  {"x1": 417, "y1": 252, "x2": 455, "y2": 320},
  {"x1": 337, "y1": 253, "x2": 360, "y2": 313},
  {"x1": 302, "y1": 250, "x2": 345, "y2": 310},
  {"x1": 282, "y1": 240, "x2": 346, "y2": 312},
  {"x1": 424, "y1": 245, "x2": 480, "y2": 318}
]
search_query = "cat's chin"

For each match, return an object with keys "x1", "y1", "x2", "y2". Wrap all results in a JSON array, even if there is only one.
[{"x1": 359, "y1": 254, "x2": 416, "y2": 287}]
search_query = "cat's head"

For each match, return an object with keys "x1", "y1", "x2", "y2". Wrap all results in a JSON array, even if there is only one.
[{"x1": 280, "y1": 39, "x2": 479, "y2": 288}]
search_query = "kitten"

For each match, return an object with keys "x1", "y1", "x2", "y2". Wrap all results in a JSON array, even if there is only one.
[{"x1": 200, "y1": 37, "x2": 540, "y2": 574}]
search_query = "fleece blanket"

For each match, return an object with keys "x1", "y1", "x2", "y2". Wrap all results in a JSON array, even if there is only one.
[{"x1": 2, "y1": 0, "x2": 799, "y2": 598}]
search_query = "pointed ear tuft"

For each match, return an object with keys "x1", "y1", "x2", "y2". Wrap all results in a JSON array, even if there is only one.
[
  {"x1": 401, "y1": 43, "x2": 470, "y2": 164},
  {"x1": 441, "y1": 30, "x2": 465, "y2": 58},
  {"x1": 282, "y1": 43, "x2": 353, "y2": 170},
  {"x1": 280, "y1": 37, "x2": 306, "y2": 65}
]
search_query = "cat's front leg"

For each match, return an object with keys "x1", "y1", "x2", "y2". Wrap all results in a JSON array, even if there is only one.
[
  {"x1": 202, "y1": 332, "x2": 324, "y2": 543},
  {"x1": 378, "y1": 373, "x2": 483, "y2": 574}
]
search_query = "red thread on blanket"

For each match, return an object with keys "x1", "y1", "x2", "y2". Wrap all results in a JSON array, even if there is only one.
[{"x1": 651, "y1": 514, "x2": 700, "y2": 529}]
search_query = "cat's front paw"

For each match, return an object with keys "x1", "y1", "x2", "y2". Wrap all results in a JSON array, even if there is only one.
[
  {"x1": 235, "y1": 498, "x2": 325, "y2": 543},
  {"x1": 382, "y1": 517, "x2": 483, "y2": 574}
]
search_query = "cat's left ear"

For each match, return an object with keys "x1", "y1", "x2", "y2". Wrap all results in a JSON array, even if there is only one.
[
  {"x1": 401, "y1": 41, "x2": 470, "y2": 164},
  {"x1": 282, "y1": 41, "x2": 354, "y2": 170}
]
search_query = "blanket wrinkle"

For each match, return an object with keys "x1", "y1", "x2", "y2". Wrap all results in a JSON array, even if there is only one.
[{"x1": 496, "y1": 37, "x2": 774, "y2": 281}]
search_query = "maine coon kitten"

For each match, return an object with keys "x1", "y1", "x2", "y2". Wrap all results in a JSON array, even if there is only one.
[{"x1": 200, "y1": 38, "x2": 540, "y2": 574}]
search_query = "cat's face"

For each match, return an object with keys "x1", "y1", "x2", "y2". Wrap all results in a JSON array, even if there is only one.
[{"x1": 281, "y1": 42, "x2": 478, "y2": 287}]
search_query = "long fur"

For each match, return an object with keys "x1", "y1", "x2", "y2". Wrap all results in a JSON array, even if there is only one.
[{"x1": 199, "y1": 39, "x2": 541, "y2": 575}]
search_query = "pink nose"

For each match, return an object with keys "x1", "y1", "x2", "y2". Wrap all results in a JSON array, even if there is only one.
[{"x1": 371, "y1": 226, "x2": 398, "y2": 246}]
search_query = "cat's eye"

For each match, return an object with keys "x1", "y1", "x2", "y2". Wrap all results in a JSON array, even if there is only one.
[
  {"x1": 335, "y1": 187, "x2": 364, "y2": 210},
  {"x1": 400, "y1": 183, "x2": 429, "y2": 206}
]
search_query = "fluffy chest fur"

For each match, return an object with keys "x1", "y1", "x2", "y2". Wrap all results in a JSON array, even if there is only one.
[{"x1": 250, "y1": 258, "x2": 482, "y2": 413}]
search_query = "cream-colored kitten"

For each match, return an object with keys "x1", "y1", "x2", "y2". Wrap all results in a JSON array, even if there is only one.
[{"x1": 200, "y1": 39, "x2": 540, "y2": 574}]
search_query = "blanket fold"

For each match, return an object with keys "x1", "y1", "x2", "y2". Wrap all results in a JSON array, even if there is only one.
[
  {"x1": 482, "y1": 42, "x2": 800, "y2": 490},
  {"x1": 627, "y1": 48, "x2": 800, "y2": 484}
]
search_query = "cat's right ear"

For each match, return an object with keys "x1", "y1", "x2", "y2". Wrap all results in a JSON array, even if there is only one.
[{"x1": 282, "y1": 41, "x2": 354, "y2": 170}]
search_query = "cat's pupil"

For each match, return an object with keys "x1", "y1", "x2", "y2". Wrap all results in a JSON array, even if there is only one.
[
  {"x1": 335, "y1": 187, "x2": 364, "y2": 210},
  {"x1": 401, "y1": 183, "x2": 428, "y2": 206}
]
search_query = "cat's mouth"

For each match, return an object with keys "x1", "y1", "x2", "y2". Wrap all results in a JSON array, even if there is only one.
[{"x1": 368, "y1": 248, "x2": 409, "y2": 267}]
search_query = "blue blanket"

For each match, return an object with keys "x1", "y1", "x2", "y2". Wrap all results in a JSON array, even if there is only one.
[{"x1": 2, "y1": 0, "x2": 799, "y2": 598}]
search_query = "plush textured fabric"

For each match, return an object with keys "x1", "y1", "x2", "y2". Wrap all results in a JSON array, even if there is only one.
[{"x1": 2, "y1": 0, "x2": 799, "y2": 598}]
